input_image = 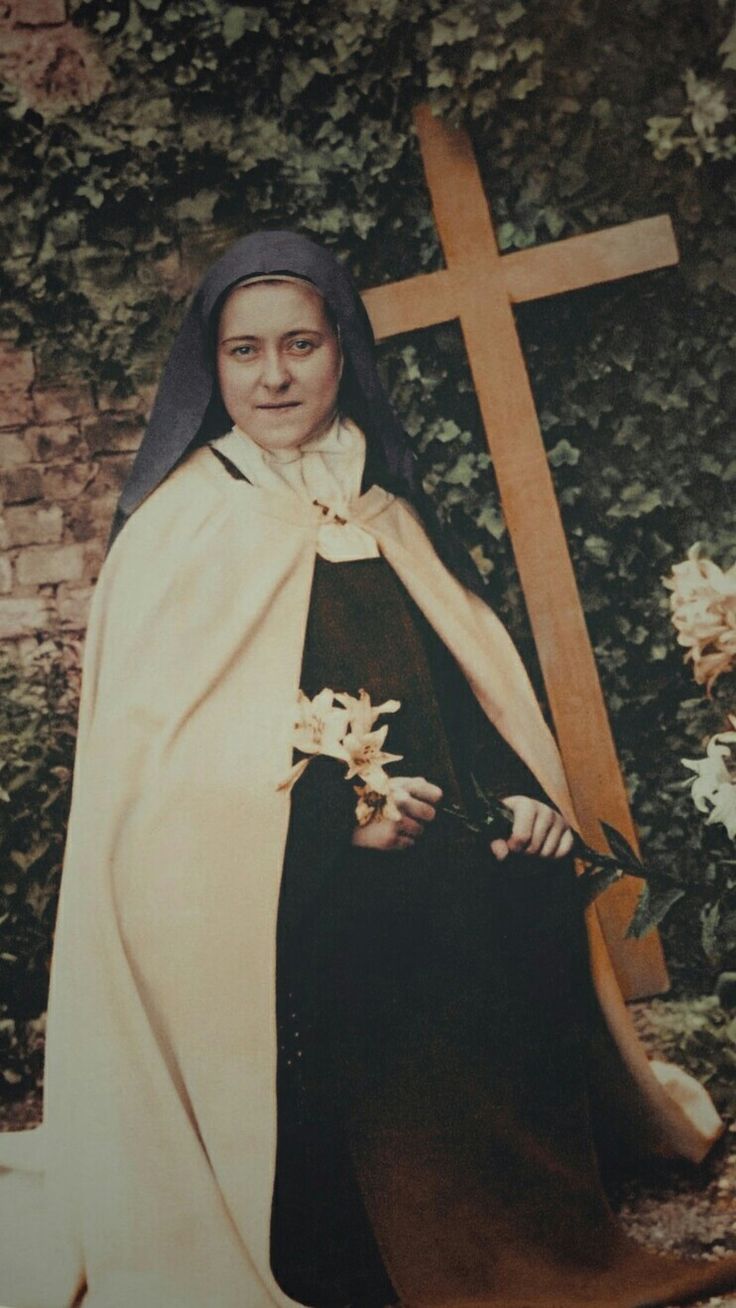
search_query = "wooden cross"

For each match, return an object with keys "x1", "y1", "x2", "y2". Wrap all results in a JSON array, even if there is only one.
[{"x1": 362, "y1": 104, "x2": 678, "y2": 1000}]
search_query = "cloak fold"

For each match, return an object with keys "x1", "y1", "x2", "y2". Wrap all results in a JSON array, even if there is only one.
[{"x1": 0, "y1": 448, "x2": 732, "y2": 1307}]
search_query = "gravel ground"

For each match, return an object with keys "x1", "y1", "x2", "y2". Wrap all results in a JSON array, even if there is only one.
[{"x1": 614, "y1": 1001, "x2": 736, "y2": 1308}]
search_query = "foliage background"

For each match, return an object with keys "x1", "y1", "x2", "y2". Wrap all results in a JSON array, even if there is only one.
[{"x1": 1, "y1": 0, "x2": 736, "y2": 1105}]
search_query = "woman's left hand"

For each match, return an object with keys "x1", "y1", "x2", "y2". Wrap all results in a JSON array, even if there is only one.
[{"x1": 490, "y1": 796, "x2": 574, "y2": 862}]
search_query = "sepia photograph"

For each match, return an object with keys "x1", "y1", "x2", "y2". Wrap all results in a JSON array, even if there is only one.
[{"x1": 0, "y1": 2, "x2": 735, "y2": 1305}]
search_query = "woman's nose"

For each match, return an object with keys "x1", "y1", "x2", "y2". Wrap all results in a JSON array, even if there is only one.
[{"x1": 260, "y1": 348, "x2": 291, "y2": 389}]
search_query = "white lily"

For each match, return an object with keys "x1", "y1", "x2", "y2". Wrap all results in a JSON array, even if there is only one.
[
  {"x1": 682, "y1": 715, "x2": 736, "y2": 841},
  {"x1": 334, "y1": 688, "x2": 401, "y2": 735},
  {"x1": 277, "y1": 688, "x2": 350, "y2": 792},
  {"x1": 663, "y1": 544, "x2": 736, "y2": 692}
]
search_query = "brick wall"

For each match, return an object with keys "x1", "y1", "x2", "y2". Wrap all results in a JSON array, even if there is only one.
[{"x1": 0, "y1": 341, "x2": 149, "y2": 643}]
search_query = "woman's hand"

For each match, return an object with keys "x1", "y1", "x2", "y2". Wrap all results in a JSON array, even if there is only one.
[
  {"x1": 351, "y1": 776, "x2": 443, "y2": 852},
  {"x1": 490, "y1": 796, "x2": 574, "y2": 862}
]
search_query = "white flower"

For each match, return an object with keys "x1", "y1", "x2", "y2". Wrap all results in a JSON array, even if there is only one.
[
  {"x1": 277, "y1": 688, "x2": 403, "y2": 823},
  {"x1": 685, "y1": 69, "x2": 729, "y2": 139},
  {"x1": 334, "y1": 689, "x2": 401, "y2": 735},
  {"x1": 663, "y1": 544, "x2": 736, "y2": 692},
  {"x1": 292, "y1": 688, "x2": 350, "y2": 760},
  {"x1": 682, "y1": 716, "x2": 736, "y2": 841},
  {"x1": 277, "y1": 688, "x2": 349, "y2": 792}
]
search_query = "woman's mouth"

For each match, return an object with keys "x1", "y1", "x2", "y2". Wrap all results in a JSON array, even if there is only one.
[{"x1": 257, "y1": 402, "x2": 302, "y2": 409}]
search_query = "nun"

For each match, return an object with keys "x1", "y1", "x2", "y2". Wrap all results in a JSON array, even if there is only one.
[{"x1": 2, "y1": 230, "x2": 736, "y2": 1308}]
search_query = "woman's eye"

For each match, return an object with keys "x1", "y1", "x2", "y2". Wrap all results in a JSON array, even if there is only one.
[
  {"x1": 232, "y1": 344, "x2": 255, "y2": 358},
  {"x1": 290, "y1": 339, "x2": 315, "y2": 353}
]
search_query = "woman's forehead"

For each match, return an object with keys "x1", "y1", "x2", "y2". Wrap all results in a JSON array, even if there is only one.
[{"x1": 218, "y1": 278, "x2": 335, "y2": 336}]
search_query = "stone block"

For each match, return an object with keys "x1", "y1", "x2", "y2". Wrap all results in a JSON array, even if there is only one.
[
  {"x1": 4, "y1": 504, "x2": 63, "y2": 546},
  {"x1": 82, "y1": 413, "x2": 143, "y2": 455},
  {"x1": 93, "y1": 453, "x2": 134, "y2": 494},
  {"x1": 0, "y1": 389, "x2": 34, "y2": 429},
  {"x1": 96, "y1": 388, "x2": 143, "y2": 414},
  {"x1": 0, "y1": 556, "x2": 12, "y2": 594},
  {"x1": 1, "y1": 466, "x2": 43, "y2": 504},
  {"x1": 24, "y1": 422, "x2": 79, "y2": 461},
  {"x1": 42, "y1": 461, "x2": 94, "y2": 501},
  {"x1": 16, "y1": 542, "x2": 84, "y2": 586},
  {"x1": 13, "y1": 0, "x2": 67, "y2": 23},
  {"x1": 0, "y1": 342, "x2": 34, "y2": 390},
  {"x1": 0, "y1": 596, "x2": 52, "y2": 639},
  {"x1": 0, "y1": 343, "x2": 35, "y2": 429},
  {"x1": 57, "y1": 583, "x2": 93, "y2": 629},
  {"x1": 84, "y1": 539, "x2": 106, "y2": 581},
  {"x1": 33, "y1": 384, "x2": 94, "y2": 424},
  {"x1": 0, "y1": 519, "x2": 8, "y2": 551},
  {"x1": 0, "y1": 432, "x2": 30, "y2": 469},
  {"x1": 65, "y1": 492, "x2": 117, "y2": 543}
]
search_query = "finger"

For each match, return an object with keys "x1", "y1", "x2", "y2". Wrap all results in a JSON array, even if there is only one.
[
  {"x1": 538, "y1": 818, "x2": 565, "y2": 859},
  {"x1": 526, "y1": 807, "x2": 555, "y2": 856},
  {"x1": 554, "y1": 827, "x2": 576, "y2": 859},
  {"x1": 490, "y1": 838, "x2": 509, "y2": 860},
  {"x1": 397, "y1": 816, "x2": 423, "y2": 839},
  {"x1": 395, "y1": 834, "x2": 415, "y2": 851},
  {"x1": 404, "y1": 777, "x2": 443, "y2": 805},
  {"x1": 503, "y1": 796, "x2": 535, "y2": 853},
  {"x1": 397, "y1": 795, "x2": 437, "y2": 823}
]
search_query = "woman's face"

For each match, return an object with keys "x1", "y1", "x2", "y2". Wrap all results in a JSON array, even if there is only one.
[{"x1": 216, "y1": 279, "x2": 342, "y2": 450}]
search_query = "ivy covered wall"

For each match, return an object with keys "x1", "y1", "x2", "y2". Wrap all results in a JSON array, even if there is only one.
[{"x1": 1, "y1": 0, "x2": 736, "y2": 1100}]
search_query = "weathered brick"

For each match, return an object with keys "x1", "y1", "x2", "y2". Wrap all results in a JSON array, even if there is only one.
[
  {"x1": 96, "y1": 388, "x2": 143, "y2": 414},
  {"x1": 0, "y1": 432, "x2": 30, "y2": 469},
  {"x1": 0, "y1": 344, "x2": 35, "y2": 429},
  {"x1": 4, "y1": 504, "x2": 63, "y2": 546},
  {"x1": 16, "y1": 542, "x2": 84, "y2": 585},
  {"x1": 57, "y1": 583, "x2": 93, "y2": 628},
  {"x1": 83, "y1": 539, "x2": 106, "y2": 580},
  {"x1": 65, "y1": 492, "x2": 117, "y2": 543},
  {"x1": 0, "y1": 556, "x2": 12, "y2": 594},
  {"x1": 0, "y1": 343, "x2": 34, "y2": 391},
  {"x1": 13, "y1": 0, "x2": 67, "y2": 23},
  {"x1": 33, "y1": 383, "x2": 94, "y2": 424},
  {"x1": 1, "y1": 466, "x2": 43, "y2": 504},
  {"x1": 24, "y1": 422, "x2": 79, "y2": 461},
  {"x1": 83, "y1": 413, "x2": 143, "y2": 455},
  {"x1": 93, "y1": 453, "x2": 134, "y2": 493},
  {"x1": 0, "y1": 388, "x2": 34, "y2": 429},
  {"x1": 42, "y1": 460, "x2": 94, "y2": 501},
  {"x1": 0, "y1": 596, "x2": 52, "y2": 639}
]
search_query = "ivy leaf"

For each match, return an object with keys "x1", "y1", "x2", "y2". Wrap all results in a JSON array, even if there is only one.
[
  {"x1": 626, "y1": 880, "x2": 685, "y2": 939},
  {"x1": 547, "y1": 437, "x2": 580, "y2": 467},
  {"x1": 222, "y1": 6, "x2": 262, "y2": 45}
]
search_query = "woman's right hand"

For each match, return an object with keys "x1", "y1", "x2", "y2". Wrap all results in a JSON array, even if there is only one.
[{"x1": 351, "y1": 776, "x2": 443, "y2": 852}]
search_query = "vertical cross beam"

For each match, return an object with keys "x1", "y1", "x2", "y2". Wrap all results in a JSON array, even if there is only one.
[{"x1": 362, "y1": 106, "x2": 679, "y2": 997}]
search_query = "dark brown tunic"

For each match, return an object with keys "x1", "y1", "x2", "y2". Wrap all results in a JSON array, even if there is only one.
[{"x1": 270, "y1": 557, "x2": 736, "y2": 1308}]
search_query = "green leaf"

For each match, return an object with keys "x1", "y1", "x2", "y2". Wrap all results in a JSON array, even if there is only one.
[
  {"x1": 222, "y1": 5, "x2": 262, "y2": 45},
  {"x1": 599, "y1": 820, "x2": 645, "y2": 872},
  {"x1": 626, "y1": 881, "x2": 685, "y2": 939},
  {"x1": 547, "y1": 438, "x2": 580, "y2": 467}
]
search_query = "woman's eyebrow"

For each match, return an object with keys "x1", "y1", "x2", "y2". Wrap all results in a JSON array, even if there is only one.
[{"x1": 219, "y1": 328, "x2": 325, "y2": 344}]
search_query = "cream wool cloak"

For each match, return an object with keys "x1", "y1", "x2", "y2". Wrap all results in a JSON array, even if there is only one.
[{"x1": 0, "y1": 446, "x2": 724, "y2": 1308}]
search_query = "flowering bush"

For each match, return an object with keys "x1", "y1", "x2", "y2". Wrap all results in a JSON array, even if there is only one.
[
  {"x1": 661, "y1": 546, "x2": 736, "y2": 979},
  {"x1": 682, "y1": 716, "x2": 736, "y2": 842},
  {"x1": 663, "y1": 544, "x2": 736, "y2": 693}
]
